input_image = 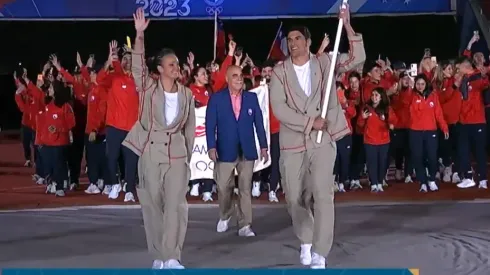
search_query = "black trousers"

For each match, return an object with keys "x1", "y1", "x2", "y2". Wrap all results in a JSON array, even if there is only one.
[
  {"x1": 67, "y1": 133, "x2": 85, "y2": 184},
  {"x1": 40, "y1": 145, "x2": 68, "y2": 190},
  {"x1": 260, "y1": 132, "x2": 281, "y2": 191},
  {"x1": 21, "y1": 126, "x2": 34, "y2": 161},
  {"x1": 409, "y1": 130, "x2": 438, "y2": 185},
  {"x1": 85, "y1": 134, "x2": 108, "y2": 184},
  {"x1": 106, "y1": 126, "x2": 138, "y2": 193},
  {"x1": 334, "y1": 134, "x2": 352, "y2": 184},
  {"x1": 458, "y1": 123, "x2": 487, "y2": 180},
  {"x1": 365, "y1": 143, "x2": 390, "y2": 186},
  {"x1": 350, "y1": 134, "x2": 365, "y2": 180},
  {"x1": 391, "y1": 129, "x2": 412, "y2": 177}
]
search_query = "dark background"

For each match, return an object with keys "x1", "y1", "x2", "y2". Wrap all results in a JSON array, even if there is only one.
[{"x1": 0, "y1": 15, "x2": 459, "y2": 130}]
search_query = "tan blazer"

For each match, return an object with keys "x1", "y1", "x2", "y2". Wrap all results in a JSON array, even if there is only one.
[
  {"x1": 270, "y1": 34, "x2": 366, "y2": 153},
  {"x1": 122, "y1": 51, "x2": 196, "y2": 164}
]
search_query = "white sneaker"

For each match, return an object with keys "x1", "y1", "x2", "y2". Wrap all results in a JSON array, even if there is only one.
[
  {"x1": 300, "y1": 244, "x2": 312, "y2": 265},
  {"x1": 46, "y1": 183, "x2": 56, "y2": 194},
  {"x1": 350, "y1": 180, "x2": 362, "y2": 189},
  {"x1": 268, "y1": 191, "x2": 279, "y2": 202},
  {"x1": 404, "y1": 175, "x2": 413, "y2": 183},
  {"x1": 32, "y1": 174, "x2": 40, "y2": 182},
  {"x1": 442, "y1": 167, "x2": 452, "y2": 182},
  {"x1": 69, "y1": 183, "x2": 77, "y2": 191},
  {"x1": 251, "y1": 181, "x2": 261, "y2": 197},
  {"x1": 55, "y1": 190, "x2": 65, "y2": 197},
  {"x1": 310, "y1": 252, "x2": 326, "y2": 269},
  {"x1": 376, "y1": 183, "x2": 384, "y2": 192},
  {"x1": 333, "y1": 182, "x2": 339, "y2": 192},
  {"x1": 238, "y1": 225, "x2": 256, "y2": 237},
  {"x1": 124, "y1": 192, "x2": 135, "y2": 202},
  {"x1": 152, "y1": 260, "x2": 164, "y2": 269},
  {"x1": 233, "y1": 187, "x2": 239, "y2": 195},
  {"x1": 85, "y1": 183, "x2": 101, "y2": 194},
  {"x1": 190, "y1": 183, "x2": 199, "y2": 196},
  {"x1": 395, "y1": 169, "x2": 403, "y2": 181},
  {"x1": 97, "y1": 179, "x2": 104, "y2": 190},
  {"x1": 428, "y1": 181, "x2": 439, "y2": 191},
  {"x1": 24, "y1": 160, "x2": 31, "y2": 167},
  {"x1": 452, "y1": 172, "x2": 461, "y2": 183},
  {"x1": 102, "y1": 185, "x2": 112, "y2": 195},
  {"x1": 419, "y1": 184, "x2": 428, "y2": 192},
  {"x1": 36, "y1": 178, "x2": 45, "y2": 185},
  {"x1": 108, "y1": 183, "x2": 122, "y2": 199},
  {"x1": 216, "y1": 217, "x2": 230, "y2": 233},
  {"x1": 338, "y1": 183, "x2": 346, "y2": 192},
  {"x1": 162, "y1": 259, "x2": 185, "y2": 269},
  {"x1": 478, "y1": 180, "x2": 488, "y2": 189},
  {"x1": 202, "y1": 192, "x2": 213, "y2": 202},
  {"x1": 370, "y1": 185, "x2": 378, "y2": 192},
  {"x1": 457, "y1": 178, "x2": 476, "y2": 189}
]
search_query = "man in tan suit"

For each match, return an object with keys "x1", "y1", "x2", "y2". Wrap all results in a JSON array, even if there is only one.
[
  {"x1": 269, "y1": 5, "x2": 365, "y2": 269},
  {"x1": 122, "y1": 8, "x2": 195, "y2": 269},
  {"x1": 206, "y1": 65, "x2": 269, "y2": 237}
]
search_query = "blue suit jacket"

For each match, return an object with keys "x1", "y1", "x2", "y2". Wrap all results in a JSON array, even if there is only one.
[{"x1": 205, "y1": 88, "x2": 268, "y2": 162}]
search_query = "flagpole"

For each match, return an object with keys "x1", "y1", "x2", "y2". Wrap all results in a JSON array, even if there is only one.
[
  {"x1": 266, "y1": 21, "x2": 283, "y2": 60},
  {"x1": 213, "y1": 10, "x2": 217, "y2": 60},
  {"x1": 317, "y1": 0, "x2": 348, "y2": 143}
]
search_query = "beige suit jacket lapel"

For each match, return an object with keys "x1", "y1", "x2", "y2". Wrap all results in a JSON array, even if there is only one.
[{"x1": 284, "y1": 58, "x2": 308, "y2": 110}]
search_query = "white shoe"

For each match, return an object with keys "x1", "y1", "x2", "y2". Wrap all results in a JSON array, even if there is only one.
[
  {"x1": 428, "y1": 181, "x2": 439, "y2": 191},
  {"x1": 370, "y1": 185, "x2": 378, "y2": 192},
  {"x1": 350, "y1": 180, "x2": 362, "y2": 190},
  {"x1": 478, "y1": 180, "x2": 488, "y2": 189},
  {"x1": 24, "y1": 160, "x2": 31, "y2": 167},
  {"x1": 97, "y1": 179, "x2": 104, "y2": 190},
  {"x1": 442, "y1": 167, "x2": 452, "y2": 182},
  {"x1": 300, "y1": 244, "x2": 312, "y2": 265},
  {"x1": 36, "y1": 178, "x2": 45, "y2": 185},
  {"x1": 457, "y1": 178, "x2": 476, "y2": 189},
  {"x1": 102, "y1": 185, "x2": 112, "y2": 195},
  {"x1": 152, "y1": 260, "x2": 164, "y2": 269},
  {"x1": 162, "y1": 259, "x2": 185, "y2": 269},
  {"x1": 419, "y1": 184, "x2": 428, "y2": 192},
  {"x1": 32, "y1": 174, "x2": 40, "y2": 182},
  {"x1": 190, "y1": 183, "x2": 199, "y2": 196},
  {"x1": 333, "y1": 182, "x2": 339, "y2": 192},
  {"x1": 124, "y1": 192, "x2": 135, "y2": 202},
  {"x1": 233, "y1": 187, "x2": 239, "y2": 195},
  {"x1": 376, "y1": 183, "x2": 384, "y2": 192},
  {"x1": 216, "y1": 217, "x2": 230, "y2": 233},
  {"x1": 251, "y1": 181, "x2": 261, "y2": 197},
  {"x1": 338, "y1": 183, "x2": 346, "y2": 192},
  {"x1": 69, "y1": 183, "x2": 77, "y2": 191},
  {"x1": 404, "y1": 175, "x2": 413, "y2": 183},
  {"x1": 395, "y1": 169, "x2": 403, "y2": 181},
  {"x1": 55, "y1": 190, "x2": 65, "y2": 197},
  {"x1": 268, "y1": 191, "x2": 279, "y2": 202},
  {"x1": 108, "y1": 183, "x2": 122, "y2": 199},
  {"x1": 238, "y1": 225, "x2": 256, "y2": 237},
  {"x1": 452, "y1": 172, "x2": 461, "y2": 183},
  {"x1": 202, "y1": 191, "x2": 213, "y2": 202},
  {"x1": 310, "y1": 252, "x2": 326, "y2": 269},
  {"x1": 84, "y1": 183, "x2": 101, "y2": 194},
  {"x1": 46, "y1": 183, "x2": 56, "y2": 194}
]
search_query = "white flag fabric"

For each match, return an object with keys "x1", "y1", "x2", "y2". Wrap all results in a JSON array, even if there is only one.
[{"x1": 190, "y1": 84, "x2": 271, "y2": 180}]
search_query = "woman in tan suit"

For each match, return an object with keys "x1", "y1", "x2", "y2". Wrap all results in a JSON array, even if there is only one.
[{"x1": 122, "y1": 8, "x2": 196, "y2": 270}]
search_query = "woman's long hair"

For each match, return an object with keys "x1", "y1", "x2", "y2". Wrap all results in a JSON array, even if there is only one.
[
  {"x1": 433, "y1": 60, "x2": 451, "y2": 90},
  {"x1": 45, "y1": 80, "x2": 72, "y2": 108},
  {"x1": 186, "y1": 66, "x2": 213, "y2": 94},
  {"x1": 413, "y1": 73, "x2": 431, "y2": 98},
  {"x1": 367, "y1": 87, "x2": 390, "y2": 123}
]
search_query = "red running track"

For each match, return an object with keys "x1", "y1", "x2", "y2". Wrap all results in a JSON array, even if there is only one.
[{"x1": 1, "y1": 131, "x2": 490, "y2": 210}]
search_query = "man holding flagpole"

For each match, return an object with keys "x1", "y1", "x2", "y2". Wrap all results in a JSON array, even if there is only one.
[{"x1": 269, "y1": 4, "x2": 365, "y2": 269}]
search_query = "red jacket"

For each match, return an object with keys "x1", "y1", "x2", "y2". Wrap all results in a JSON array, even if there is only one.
[
  {"x1": 342, "y1": 100, "x2": 356, "y2": 133},
  {"x1": 436, "y1": 77, "x2": 461, "y2": 125},
  {"x1": 16, "y1": 82, "x2": 46, "y2": 130},
  {"x1": 408, "y1": 90, "x2": 448, "y2": 134},
  {"x1": 361, "y1": 77, "x2": 392, "y2": 104},
  {"x1": 100, "y1": 61, "x2": 139, "y2": 131},
  {"x1": 357, "y1": 105, "x2": 397, "y2": 145},
  {"x1": 35, "y1": 101, "x2": 76, "y2": 146},
  {"x1": 189, "y1": 84, "x2": 210, "y2": 106},
  {"x1": 85, "y1": 83, "x2": 108, "y2": 134},
  {"x1": 59, "y1": 67, "x2": 89, "y2": 105},
  {"x1": 390, "y1": 87, "x2": 413, "y2": 129},
  {"x1": 210, "y1": 55, "x2": 233, "y2": 91},
  {"x1": 459, "y1": 71, "x2": 488, "y2": 124}
]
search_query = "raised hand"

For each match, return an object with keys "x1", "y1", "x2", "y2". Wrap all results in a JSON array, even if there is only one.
[
  {"x1": 187, "y1": 52, "x2": 194, "y2": 66},
  {"x1": 228, "y1": 40, "x2": 237, "y2": 56},
  {"x1": 50, "y1": 54, "x2": 61, "y2": 69},
  {"x1": 86, "y1": 55, "x2": 94, "y2": 68},
  {"x1": 339, "y1": 3, "x2": 350, "y2": 25},
  {"x1": 76, "y1": 52, "x2": 83, "y2": 68},
  {"x1": 108, "y1": 40, "x2": 118, "y2": 61},
  {"x1": 133, "y1": 7, "x2": 149, "y2": 32}
]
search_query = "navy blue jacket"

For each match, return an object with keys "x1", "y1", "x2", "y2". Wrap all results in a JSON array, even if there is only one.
[{"x1": 205, "y1": 88, "x2": 267, "y2": 162}]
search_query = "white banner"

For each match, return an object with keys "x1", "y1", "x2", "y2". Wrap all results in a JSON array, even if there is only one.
[{"x1": 190, "y1": 84, "x2": 271, "y2": 180}]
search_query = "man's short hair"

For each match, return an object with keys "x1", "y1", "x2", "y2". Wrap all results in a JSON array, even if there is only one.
[
  {"x1": 287, "y1": 25, "x2": 311, "y2": 40},
  {"x1": 455, "y1": 56, "x2": 472, "y2": 66}
]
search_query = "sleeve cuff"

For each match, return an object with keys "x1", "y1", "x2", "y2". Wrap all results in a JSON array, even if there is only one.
[{"x1": 347, "y1": 33, "x2": 363, "y2": 41}]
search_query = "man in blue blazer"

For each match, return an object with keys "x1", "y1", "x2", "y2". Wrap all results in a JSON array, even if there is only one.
[{"x1": 205, "y1": 65, "x2": 268, "y2": 237}]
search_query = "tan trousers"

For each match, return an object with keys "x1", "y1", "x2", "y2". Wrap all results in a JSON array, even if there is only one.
[
  {"x1": 280, "y1": 142, "x2": 336, "y2": 257},
  {"x1": 136, "y1": 155, "x2": 189, "y2": 261},
  {"x1": 214, "y1": 157, "x2": 254, "y2": 228}
]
